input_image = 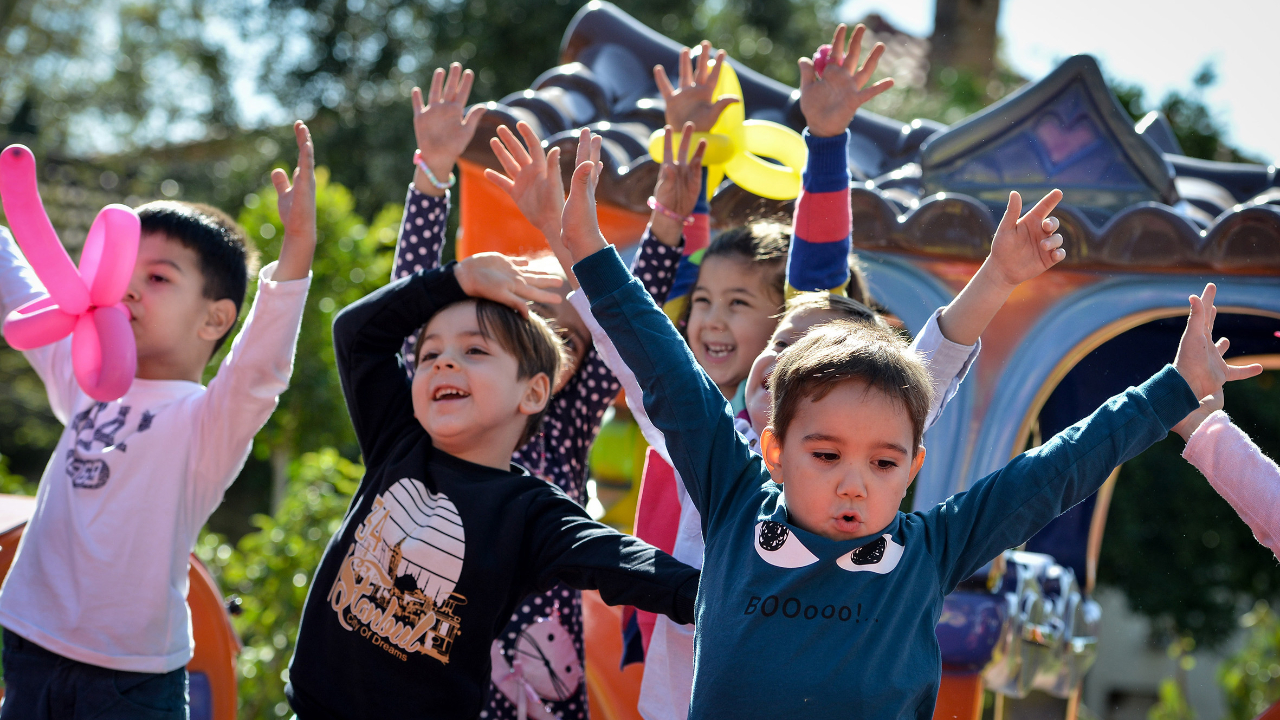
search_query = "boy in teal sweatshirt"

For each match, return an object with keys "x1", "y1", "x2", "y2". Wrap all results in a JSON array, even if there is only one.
[{"x1": 553, "y1": 114, "x2": 1252, "y2": 716}]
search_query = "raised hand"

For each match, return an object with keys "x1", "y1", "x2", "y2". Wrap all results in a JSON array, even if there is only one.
[
  {"x1": 1174, "y1": 283, "x2": 1263, "y2": 407},
  {"x1": 454, "y1": 252, "x2": 564, "y2": 317},
  {"x1": 649, "y1": 121, "x2": 707, "y2": 246},
  {"x1": 654, "y1": 41, "x2": 740, "y2": 132},
  {"x1": 985, "y1": 190, "x2": 1067, "y2": 288},
  {"x1": 272, "y1": 121, "x2": 317, "y2": 282},
  {"x1": 798, "y1": 24, "x2": 894, "y2": 138},
  {"x1": 484, "y1": 122, "x2": 564, "y2": 240},
  {"x1": 560, "y1": 128, "x2": 609, "y2": 264},
  {"x1": 412, "y1": 63, "x2": 486, "y2": 196}
]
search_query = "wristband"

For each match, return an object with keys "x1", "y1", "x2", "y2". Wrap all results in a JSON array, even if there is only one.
[
  {"x1": 648, "y1": 196, "x2": 696, "y2": 226},
  {"x1": 413, "y1": 149, "x2": 457, "y2": 190}
]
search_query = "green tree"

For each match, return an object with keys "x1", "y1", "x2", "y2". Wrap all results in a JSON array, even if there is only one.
[
  {"x1": 196, "y1": 448, "x2": 363, "y2": 719},
  {"x1": 1219, "y1": 601, "x2": 1280, "y2": 720}
]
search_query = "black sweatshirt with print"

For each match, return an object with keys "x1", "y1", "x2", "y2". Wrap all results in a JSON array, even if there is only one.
[{"x1": 286, "y1": 264, "x2": 700, "y2": 720}]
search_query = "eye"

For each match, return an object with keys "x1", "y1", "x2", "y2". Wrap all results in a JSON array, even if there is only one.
[
  {"x1": 772, "y1": 339, "x2": 789, "y2": 351},
  {"x1": 691, "y1": 295, "x2": 710, "y2": 305},
  {"x1": 812, "y1": 451, "x2": 839, "y2": 463},
  {"x1": 419, "y1": 351, "x2": 439, "y2": 364},
  {"x1": 465, "y1": 346, "x2": 488, "y2": 356},
  {"x1": 754, "y1": 521, "x2": 818, "y2": 568},
  {"x1": 731, "y1": 298, "x2": 752, "y2": 307},
  {"x1": 149, "y1": 274, "x2": 169, "y2": 284},
  {"x1": 875, "y1": 459, "x2": 899, "y2": 469},
  {"x1": 836, "y1": 534, "x2": 905, "y2": 575}
]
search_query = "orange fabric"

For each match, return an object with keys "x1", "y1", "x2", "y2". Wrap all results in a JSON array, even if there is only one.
[
  {"x1": 932, "y1": 672, "x2": 984, "y2": 720},
  {"x1": 583, "y1": 590, "x2": 645, "y2": 720},
  {"x1": 456, "y1": 160, "x2": 649, "y2": 260}
]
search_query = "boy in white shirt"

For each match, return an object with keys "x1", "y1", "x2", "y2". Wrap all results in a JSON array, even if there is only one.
[{"x1": 0, "y1": 122, "x2": 317, "y2": 719}]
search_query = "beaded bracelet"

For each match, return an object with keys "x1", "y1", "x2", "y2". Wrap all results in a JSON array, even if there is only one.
[
  {"x1": 413, "y1": 149, "x2": 457, "y2": 190},
  {"x1": 647, "y1": 196, "x2": 696, "y2": 226}
]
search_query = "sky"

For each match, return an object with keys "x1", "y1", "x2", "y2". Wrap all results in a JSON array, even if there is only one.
[{"x1": 838, "y1": 0, "x2": 1279, "y2": 165}]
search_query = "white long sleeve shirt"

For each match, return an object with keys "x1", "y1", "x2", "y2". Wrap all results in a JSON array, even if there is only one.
[
  {"x1": 0, "y1": 227, "x2": 310, "y2": 672},
  {"x1": 571, "y1": 290, "x2": 979, "y2": 720}
]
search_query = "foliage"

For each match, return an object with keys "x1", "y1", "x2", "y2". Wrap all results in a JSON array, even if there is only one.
[
  {"x1": 1098, "y1": 371, "x2": 1280, "y2": 649},
  {"x1": 1110, "y1": 63, "x2": 1261, "y2": 164},
  {"x1": 1147, "y1": 637, "x2": 1198, "y2": 720},
  {"x1": 196, "y1": 448, "x2": 362, "y2": 719},
  {"x1": 1219, "y1": 601, "x2": 1280, "y2": 720},
  {"x1": 0, "y1": 453, "x2": 33, "y2": 496}
]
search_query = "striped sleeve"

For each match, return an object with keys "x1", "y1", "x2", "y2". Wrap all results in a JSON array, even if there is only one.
[{"x1": 786, "y1": 130, "x2": 851, "y2": 296}]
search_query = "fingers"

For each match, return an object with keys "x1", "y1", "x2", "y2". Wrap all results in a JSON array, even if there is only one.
[
  {"x1": 1200, "y1": 282, "x2": 1217, "y2": 312},
  {"x1": 516, "y1": 121, "x2": 544, "y2": 165},
  {"x1": 709, "y1": 96, "x2": 739, "y2": 124},
  {"x1": 571, "y1": 159, "x2": 595, "y2": 191},
  {"x1": 830, "y1": 24, "x2": 847, "y2": 68},
  {"x1": 295, "y1": 121, "x2": 314, "y2": 169},
  {"x1": 845, "y1": 24, "x2": 866, "y2": 76},
  {"x1": 456, "y1": 68, "x2": 475, "y2": 105},
  {"x1": 411, "y1": 86, "x2": 424, "y2": 115},
  {"x1": 858, "y1": 77, "x2": 894, "y2": 103},
  {"x1": 522, "y1": 272, "x2": 566, "y2": 290},
  {"x1": 654, "y1": 64, "x2": 676, "y2": 99},
  {"x1": 663, "y1": 124, "x2": 674, "y2": 165},
  {"x1": 1024, "y1": 188, "x2": 1064, "y2": 228},
  {"x1": 271, "y1": 167, "x2": 291, "y2": 195},
  {"x1": 677, "y1": 121, "x2": 693, "y2": 164},
  {"x1": 428, "y1": 67, "x2": 445, "y2": 105},
  {"x1": 590, "y1": 134, "x2": 603, "y2": 183},
  {"x1": 1226, "y1": 361, "x2": 1265, "y2": 382},
  {"x1": 490, "y1": 135, "x2": 522, "y2": 178},
  {"x1": 574, "y1": 127, "x2": 591, "y2": 167},
  {"x1": 690, "y1": 138, "x2": 707, "y2": 170},
  {"x1": 462, "y1": 104, "x2": 486, "y2": 131},
  {"x1": 1041, "y1": 233, "x2": 1065, "y2": 264},
  {"x1": 498, "y1": 123, "x2": 531, "y2": 165},
  {"x1": 483, "y1": 167, "x2": 516, "y2": 194},
  {"x1": 678, "y1": 47, "x2": 692, "y2": 89},
  {"x1": 854, "y1": 41, "x2": 886, "y2": 85},
  {"x1": 798, "y1": 57, "x2": 817, "y2": 88},
  {"x1": 695, "y1": 41, "x2": 713, "y2": 84},
  {"x1": 443, "y1": 63, "x2": 462, "y2": 102},
  {"x1": 705, "y1": 48, "x2": 726, "y2": 88},
  {"x1": 1215, "y1": 337, "x2": 1230, "y2": 356},
  {"x1": 1041, "y1": 216, "x2": 1060, "y2": 235},
  {"x1": 997, "y1": 191, "x2": 1022, "y2": 235}
]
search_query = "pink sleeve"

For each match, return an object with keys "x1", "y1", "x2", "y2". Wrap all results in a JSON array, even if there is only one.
[{"x1": 1183, "y1": 410, "x2": 1280, "y2": 561}]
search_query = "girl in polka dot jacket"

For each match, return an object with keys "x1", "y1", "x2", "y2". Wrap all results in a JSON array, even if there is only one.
[{"x1": 393, "y1": 64, "x2": 685, "y2": 720}]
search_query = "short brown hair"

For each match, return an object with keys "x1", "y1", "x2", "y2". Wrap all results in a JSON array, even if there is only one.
[
  {"x1": 769, "y1": 320, "x2": 933, "y2": 452},
  {"x1": 416, "y1": 299, "x2": 569, "y2": 447},
  {"x1": 781, "y1": 292, "x2": 884, "y2": 328}
]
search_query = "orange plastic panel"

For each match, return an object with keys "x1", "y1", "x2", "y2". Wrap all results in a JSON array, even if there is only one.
[
  {"x1": 582, "y1": 589, "x2": 644, "y2": 720},
  {"x1": 456, "y1": 159, "x2": 650, "y2": 260},
  {"x1": 932, "y1": 671, "x2": 984, "y2": 720}
]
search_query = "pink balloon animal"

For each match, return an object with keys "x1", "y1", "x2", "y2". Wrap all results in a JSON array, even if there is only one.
[
  {"x1": 1, "y1": 145, "x2": 139, "y2": 402},
  {"x1": 813, "y1": 44, "x2": 833, "y2": 78}
]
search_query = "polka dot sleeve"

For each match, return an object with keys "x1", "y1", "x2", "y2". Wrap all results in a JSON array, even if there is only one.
[{"x1": 393, "y1": 185, "x2": 449, "y2": 366}]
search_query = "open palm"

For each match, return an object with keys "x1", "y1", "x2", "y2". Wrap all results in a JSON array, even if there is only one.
[
  {"x1": 560, "y1": 129, "x2": 608, "y2": 263},
  {"x1": 654, "y1": 40, "x2": 739, "y2": 132},
  {"x1": 413, "y1": 63, "x2": 485, "y2": 171},
  {"x1": 798, "y1": 24, "x2": 894, "y2": 137},
  {"x1": 484, "y1": 121, "x2": 564, "y2": 238}
]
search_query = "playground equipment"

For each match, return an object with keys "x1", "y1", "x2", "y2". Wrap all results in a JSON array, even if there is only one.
[
  {"x1": 0, "y1": 494, "x2": 239, "y2": 720},
  {"x1": 453, "y1": 3, "x2": 1280, "y2": 720}
]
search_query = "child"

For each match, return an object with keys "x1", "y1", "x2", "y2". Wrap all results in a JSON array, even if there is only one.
[
  {"x1": 390, "y1": 63, "x2": 690, "y2": 720},
  {"x1": 0, "y1": 122, "x2": 317, "y2": 719},
  {"x1": 283, "y1": 248, "x2": 700, "y2": 718},
  {"x1": 1171, "y1": 284, "x2": 1274, "y2": 559},
  {"x1": 558, "y1": 116, "x2": 1250, "y2": 717}
]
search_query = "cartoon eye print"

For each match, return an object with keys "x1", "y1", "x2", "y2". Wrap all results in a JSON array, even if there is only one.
[
  {"x1": 754, "y1": 521, "x2": 818, "y2": 568},
  {"x1": 836, "y1": 534, "x2": 904, "y2": 575}
]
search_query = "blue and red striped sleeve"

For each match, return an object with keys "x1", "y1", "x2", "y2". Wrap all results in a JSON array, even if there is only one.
[{"x1": 786, "y1": 130, "x2": 851, "y2": 296}]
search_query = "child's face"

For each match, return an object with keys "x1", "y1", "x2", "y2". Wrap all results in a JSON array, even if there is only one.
[
  {"x1": 532, "y1": 291, "x2": 589, "y2": 394},
  {"x1": 124, "y1": 232, "x2": 236, "y2": 380},
  {"x1": 412, "y1": 302, "x2": 549, "y2": 460},
  {"x1": 745, "y1": 307, "x2": 844, "y2": 439},
  {"x1": 761, "y1": 379, "x2": 925, "y2": 542},
  {"x1": 687, "y1": 256, "x2": 778, "y2": 398}
]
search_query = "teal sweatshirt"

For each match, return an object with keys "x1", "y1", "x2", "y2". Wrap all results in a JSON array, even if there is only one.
[{"x1": 574, "y1": 247, "x2": 1198, "y2": 720}]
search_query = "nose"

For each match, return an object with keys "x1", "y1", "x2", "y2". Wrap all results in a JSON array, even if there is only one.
[
  {"x1": 835, "y1": 468, "x2": 867, "y2": 500},
  {"x1": 705, "y1": 300, "x2": 730, "y2": 330},
  {"x1": 432, "y1": 353, "x2": 458, "y2": 371},
  {"x1": 124, "y1": 274, "x2": 142, "y2": 303}
]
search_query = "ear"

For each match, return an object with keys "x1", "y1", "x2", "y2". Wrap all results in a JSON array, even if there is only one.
[
  {"x1": 760, "y1": 426, "x2": 784, "y2": 484},
  {"x1": 197, "y1": 298, "x2": 238, "y2": 343},
  {"x1": 517, "y1": 372, "x2": 552, "y2": 417},
  {"x1": 908, "y1": 446, "x2": 927, "y2": 484}
]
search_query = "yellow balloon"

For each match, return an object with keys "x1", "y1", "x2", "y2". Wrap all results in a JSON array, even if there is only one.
[{"x1": 647, "y1": 59, "x2": 807, "y2": 201}]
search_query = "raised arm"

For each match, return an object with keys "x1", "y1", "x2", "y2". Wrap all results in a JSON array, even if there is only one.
[
  {"x1": 1182, "y1": 410, "x2": 1280, "y2": 561},
  {"x1": 562, "y1": 130, "x2": 762, "y2": 522},
  {"x1": 524, "y1": 486, "x2": 699, "y2": 624},
  {"x1": 787, "y1": 23, "x2": 892, "y2": 296},
  {"x1": 925, "y1": 285, "x2": 1258, "y2": 592}
]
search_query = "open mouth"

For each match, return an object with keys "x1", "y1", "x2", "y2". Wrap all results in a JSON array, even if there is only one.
[
  {"x1": 432, "y1": 386, "x2": 470, "y2": 401},
  {"x1": 703, "y1": 342, "x2": 735, "y2": 361},
  {"x1": 836, "y1": 512, "x2": 863, "y2": 529}
]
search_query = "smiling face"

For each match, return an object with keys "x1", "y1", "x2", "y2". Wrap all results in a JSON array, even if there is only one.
[
  {"x1": 123, "y1": 231, "x2": 237, "y2": 382},
  {"x1": 686, "y1": 255, "x2": 780, "y2": 398},
  {"x1": 411, "y1": 301, "x2": 551, "y2": 468},
  {"x1": 745, "y1": 307, "x2": 845, "y2": 439},
  {"x1": 761, "y1": 379, "x2": 925, "y2": 541}
]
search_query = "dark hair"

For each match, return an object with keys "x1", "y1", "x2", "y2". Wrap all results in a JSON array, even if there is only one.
[
  {"x1": 415, "y1": 299, "x2": 569, "y2": 448},
  {"x1": 136, "y1": 201, "x2": 257, "y2": 353},
  {"x1": 781, "y1": 291, "x2": 884, "y2": 328},
  {"x1": 679, "y1": 221, "x2": 789, "y2": 335},
  {"x1": 845, "y1": 253, "x2": 873, "y2": 307},
  {"x1": 770, "y1": 320, "x2": 932, "y2": 453}
]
